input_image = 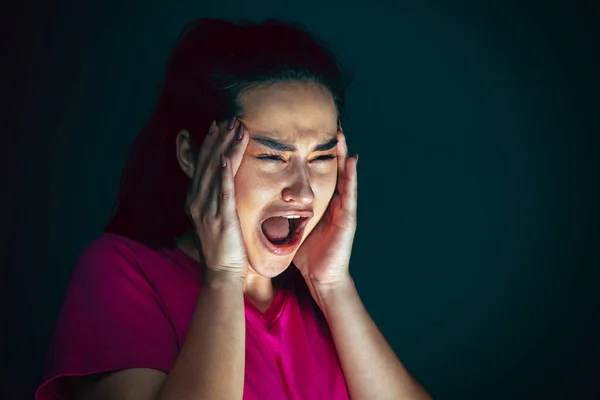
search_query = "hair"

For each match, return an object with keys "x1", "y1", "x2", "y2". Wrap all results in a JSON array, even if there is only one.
[{"x1": 105, "y1": 18, "x2": 352, "y2": 248}]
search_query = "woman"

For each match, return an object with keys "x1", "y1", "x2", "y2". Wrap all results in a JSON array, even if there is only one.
[{"x1": 36, "y1": 18, "x2": 430, "y2": 400}]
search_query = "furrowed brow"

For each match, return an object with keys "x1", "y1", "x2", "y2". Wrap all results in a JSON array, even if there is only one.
[
  {"x1": 251, "y1": 136, "x2": 296, "y2": 152},
  {"x1": 312, "y1": 137, "x2": 338, "y2": 152},
  {"x1": 251, "y1": 135, "x2": 338, "y2": 152}
]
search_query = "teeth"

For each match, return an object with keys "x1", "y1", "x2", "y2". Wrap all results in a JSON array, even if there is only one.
[{"x1": 284, "y1": 215, "x2": 301, "y2": 219}]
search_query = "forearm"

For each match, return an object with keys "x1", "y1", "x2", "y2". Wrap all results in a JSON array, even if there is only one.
[
  {"x1": 156, "y1": 270, "x2": 245, "y2": 400},
  {"x1": 313, "y1": 277, "x2": 431, "y2": 400}
]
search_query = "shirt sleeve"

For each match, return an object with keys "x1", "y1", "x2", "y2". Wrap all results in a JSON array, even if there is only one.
[{"x1": 35, "y1": 235, "x2": 179, "y2": 400}]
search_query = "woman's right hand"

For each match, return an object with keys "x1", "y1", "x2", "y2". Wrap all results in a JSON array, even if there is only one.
[{"x1": 185, "y1": 117, "x2": 250, "y2": 281}]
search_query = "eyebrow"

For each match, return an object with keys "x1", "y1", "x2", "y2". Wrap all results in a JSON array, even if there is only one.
[{"x1": 251, "y1": 135, "x2": 338, "y2": 152}]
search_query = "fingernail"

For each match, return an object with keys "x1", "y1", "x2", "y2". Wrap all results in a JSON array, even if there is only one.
[
  {"x1": 227, "y1": 116, "x2": 237, "y2": 131},
  {"x1": 236, "y1": 123, "x2": 244, "y2": 140},
  {"x1": 337, "y1": 119, "x2": 344, "y2": 132},
  {"x1": 356, "y1": 153, "x2": 359, "y2": 164},
  {"x1": 207, "y1": 120, "x2": 216, "y2": 135},
  {"x1": 220, "y1": 154, "x2": 227, "y2": 168}
]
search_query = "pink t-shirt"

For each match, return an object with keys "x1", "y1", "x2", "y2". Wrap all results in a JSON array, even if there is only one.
[{"x1": 35, "y1": 233, "x2": 349, "y2": 399}]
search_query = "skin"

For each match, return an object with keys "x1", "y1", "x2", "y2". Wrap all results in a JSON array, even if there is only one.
[
  {"x1": 72, "y1": 81, "x2": 431, "y2": 399},
  {"x1": 176, "y1": 81, "x2": 430, "y2": 399},
  {"x1": 178, "y1": 81, "x2": 340, "y2": 308}
]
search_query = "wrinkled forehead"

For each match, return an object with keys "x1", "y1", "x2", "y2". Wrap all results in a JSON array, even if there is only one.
[{"x1": 238, "y1": 82, "x2": 338, "y2": 145}]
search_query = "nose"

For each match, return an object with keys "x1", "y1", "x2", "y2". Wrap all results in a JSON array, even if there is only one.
[{"x1": 281, "y1": 167, "x2": 314, "y2": 205}]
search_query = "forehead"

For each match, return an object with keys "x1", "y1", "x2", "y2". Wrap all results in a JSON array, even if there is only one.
[{"x1": 238, "y1": 82, "x2": 337, "y2": 143}]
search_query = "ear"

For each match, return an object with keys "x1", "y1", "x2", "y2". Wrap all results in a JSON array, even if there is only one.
[{"x1": 175, "y1": 129, "x2": 196, "y2": 179}]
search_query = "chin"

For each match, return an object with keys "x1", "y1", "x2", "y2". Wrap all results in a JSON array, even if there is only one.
[{"x1": 248, "y1": 254, "x2": 295, "y2": 278}]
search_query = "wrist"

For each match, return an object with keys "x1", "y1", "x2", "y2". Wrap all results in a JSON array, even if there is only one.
[
  {"x1": 305, "y1": 274, "x2": 356, "y2": 321},
  {"x1": 202, "y1": 267, "x2": 245, "y2": 290},
  {"x1": 309, "y1": 273, "x2": 354, "y2": 294},
  {"x1": 309, "y1": 274, "x2": 355, "y2": 307}
]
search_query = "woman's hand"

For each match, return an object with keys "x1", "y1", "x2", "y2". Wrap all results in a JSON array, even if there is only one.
[
  {"x1": 185, "y1": 118, "x2": 250, "y2": 281},
  {"x1": 293, "y1": 131, "x2": 359, "y2": 291}
]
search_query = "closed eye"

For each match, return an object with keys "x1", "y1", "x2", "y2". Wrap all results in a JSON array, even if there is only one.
[
  {"x1": 311, "y1": 155, "x2": 336, "y2": 163},
  {"x1": 255, "y1": 154, "x2": 337, "y2": 163},
  {"x1": 256, "y1": 153, "x2": 285, "y2": 162}
]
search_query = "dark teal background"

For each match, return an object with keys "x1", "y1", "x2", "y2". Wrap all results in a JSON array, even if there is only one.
[{"x1": 4, "y1": 0, "x2": 599, "y2": 399}]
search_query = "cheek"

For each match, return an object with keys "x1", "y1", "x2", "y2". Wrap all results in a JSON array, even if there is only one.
[
  {"x1": 312, "y1": 169, "x2": 338, "y2": 212},
  {"x1": 233, "y1": 160, "x2": 337, "y2": 224},
  {"x1": 233, "y1": 162, "x2": 278, "y2": 226}
]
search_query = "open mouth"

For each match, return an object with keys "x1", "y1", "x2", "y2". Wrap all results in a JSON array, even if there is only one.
[{"x1": 260, "y1": 216, "x2": 310, "y2": 255}]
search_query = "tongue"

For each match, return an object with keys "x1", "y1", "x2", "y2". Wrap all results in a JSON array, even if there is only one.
[{"x1": 262, "y1": 217, "x2": 290, "y2": 242}]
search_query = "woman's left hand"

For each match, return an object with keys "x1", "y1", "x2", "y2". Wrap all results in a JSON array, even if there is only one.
[{"x1": 293, "y1": 130, "x2": 359, "y2": 292}]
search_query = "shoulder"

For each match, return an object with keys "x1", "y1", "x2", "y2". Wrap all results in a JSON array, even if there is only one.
[
  {"x1": 67, "y1": 233, "x2": 166, "y2": 298},
  {"x1": 77, "y1": 233, "x2": 149, "y2": 262},
  {"x1": 36, "y1": 235, "x2": 180, "y2": 399},
  {"x1": 55, "y1": 233, "x2": 178, "y2": 343},
  {"x1": 67, "y1": 233, "x2": 196, "y2": 309},
  {"x1": 73, "y1": 233, "x2": 164, "y2": 275}
]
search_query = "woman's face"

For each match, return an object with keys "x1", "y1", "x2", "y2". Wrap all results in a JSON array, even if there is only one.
[{"x1": 235, "y1": 82, "x2": 339, "y2": 278}]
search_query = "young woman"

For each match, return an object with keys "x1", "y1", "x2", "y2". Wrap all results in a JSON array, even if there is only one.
[{"x1": 35, "y1": 18, "x2": 431, "y2": 400}]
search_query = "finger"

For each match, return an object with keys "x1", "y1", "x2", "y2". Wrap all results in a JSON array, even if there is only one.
[
  {"x1": 196, "y1": 120, "x2": 219, "y2": 173},
  {"x1": 198, "y1": 117, "x2": 238, "y2": 204},
  {"x1": 336, "y1": 132, "x2": 349, "y2": 195},
  {"x1": 187, "y1": 121, "x2": 218, "y2": 218},
  {"x1": 205, "y1": 153, "x2": 226, "y2": 216},
  {"x1": 190, "y1": 121, "x2": 217, "y2": 194},
  {"x1": 212, "y1": 117, "x2": 239, "y2": 160},
  {"x1": 217, "y1": 154, "x2": 239, "y2": 220},
  {"x1": 342, "y1": 154, "x2": 359, "y2": 214},
  {"x1": 202, "y1": 117, "x2": 236, "y2": 173},
  {"x1": 225, "y1": 122, "x2": 249, "y2": 176},
  {"x1": 204, "y1": 120, "x2": 238, "y2": 198},
  {"x1": 193, "y1": 120, "x2": 222, "y2": 206}
]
